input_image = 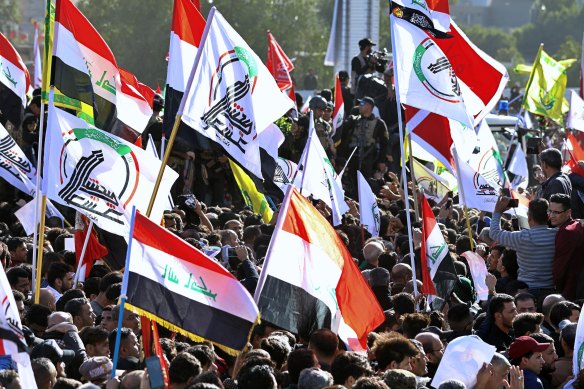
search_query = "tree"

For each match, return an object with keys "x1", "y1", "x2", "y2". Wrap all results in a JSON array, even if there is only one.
[
  {"x1": 0, "y1": 0, "x2": 20, "y2": 36},
  {"x1": 77, "y1": 0, "x2": 172, "y2": 87}
]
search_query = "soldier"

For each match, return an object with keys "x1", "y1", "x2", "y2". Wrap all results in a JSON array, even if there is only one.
[
  {"x1": 337, "y1": 96, "x2": 389, "y2": 198},
  {"x1": 309, "y1": 96, "x2": 335, "y2": 156}
]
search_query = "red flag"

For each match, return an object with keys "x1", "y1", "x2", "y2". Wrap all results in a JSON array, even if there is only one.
[
  {"x1": 405, "y1": 106, "x2": 455, "y2": 172},
  {"x1": 568, "y1": 131, "x2": 584, "y2": 161},
  {"x1": 74, "y1": 213, "x2": 108, "y2": 279},
  {"x1": 156, "y1": 83, "x2": 161, "y2": 94},
  {"x1": 287, "y1": 83, "x2": 296, "y2": 104},
  {"x1": 266, "y1": 31, "x2": 294, "y2": 91},
  {"x1": 332, "y1": 74, "x2": 344, "y2": 132}
]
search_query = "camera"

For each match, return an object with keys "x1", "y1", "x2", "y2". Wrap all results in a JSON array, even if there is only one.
[{"x1": 368, "y1": 49, "x2": 391, "y2": 73}]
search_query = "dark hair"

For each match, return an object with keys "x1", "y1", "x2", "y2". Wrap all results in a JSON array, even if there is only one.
[
  {"x1": 12, "y1": 289, "x2": 25, "y2": 303},
  {"x1": 169, "y1": 352, "x2": 202, "y2": 384},
  {"x1": 0, "y1": 369, "x2": 19, "y2": 386},
  {"x1": 160, "y1": 338, "x2": 177, "y2": 362},
  {"x1": 528, "y1": 198, "x2": 550, "y2": 224},
  {"x1": 79, "y1": 326, "x2": 109, "y2": 346},
  {"x1": 99, "y1": 271, "x2": 123, "y2": 293},
  {"x1": 539, "y1": 148, "x2": 563, "y2": 170},
  {"x1": 6, "y1": 237, "x2": 25, "y2": 252},
  {"x1": 108, "y1": 327, "x2": 133, "y2": 357},
  {"x1": 32, "y1": 357, "x2": 56, "y2": 385},
  {"x1": 550, "y1": 193, "x2": 571, "y2": 210},
  {"x1": 88, "y1": 264, "x2": 111, "y2": 278},
  {"x1": 309, "y1": 328, "x2": 338, "y2": 357},
  {"x1": 489, "y1": 294, "x2": 515, "y2": 319},
  {"x1": 186, "y1": 345, "x2": 215, "y2": 370},
  {"x1": 371, "y1": 333, "x2": 418, "y2": 370},
  {"x1": 402, "y1": 313, "x2": 431, "y2": 339},
  {"x1": 105, "y1": 282, "x2": 122, "y2": 302},
  {"x1": 505, "y1": 280, "x2": 529, "y2": 296},
  {"x1": 514, "y1": 292, "x2": 536, "y2": 305},
  {"x1": 52, "y1": 377, "x2": 82, "y2": 389},
  {"x1": 392, "y1": 292, "x2": 415, "y2": 316},
  {"x1": 287, "y1": 348, "x2": 317, "y2": 384},
  {"x1": 188, "y1": 371, "x2": 224, "y2": 388},
  {"x1": 512, "y1": 312, "x2": 544, "y2": 337},
  {"x1": 353, "y1": 376, "x2": 389, "y2": 389},
  {"x1": 6, "y1": 266, "x2": 30, "y2": 286},
  {"x1": 501, "y1": 249, "x2": 518, "y2": 279},
  {"x1": 331, "y1": 351, "x2": 373, "y2": 384},
  {"x1": 26, "y1": 304, "x2": 51, "y2": 327},
  {"x1": 47, "y1": 262, "x2": 72, "y2": 286},
  {"x1": 550, "y1": 301, "x2": 580, "y2": 328},
  {"x1": 561, "y1": 323, "x2": 578, "y2": 351},
  {"x1": 83, "y1": 277, "x2": 101, "y2": 298},
  {"x1": 56, "y1": 289, "x2": 85, "y2": 311},
  {"x1": 260, "y1": 336, "x2": 290, "y2": 370},
  {"x1": 237, "y1": 364, "x2": 275, "y2": 389},
  {"x1": 447, "y1": 303, "x2": 472, "y2": 326},
  {"x1": 64, "y1": 297, "x2": 90, "y2": 319}
]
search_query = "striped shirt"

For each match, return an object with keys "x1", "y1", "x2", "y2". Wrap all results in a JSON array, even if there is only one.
[{"x1": 489, "y1": 213, "x2": 557, "y2": 289}]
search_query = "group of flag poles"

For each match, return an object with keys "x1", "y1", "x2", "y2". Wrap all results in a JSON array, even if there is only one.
[{"x1": 2, "y1": 0, "x2": 581, "y2": 378}]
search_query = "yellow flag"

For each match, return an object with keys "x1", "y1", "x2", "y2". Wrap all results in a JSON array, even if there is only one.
[
  {"x1": 521, "y1": 45, "x2": 575, "y2": 125},
  {"x1": 228, "y1": 159, "x2": 273, "y2": 223}
]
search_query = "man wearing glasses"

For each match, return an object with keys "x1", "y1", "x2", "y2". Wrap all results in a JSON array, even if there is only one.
[
  {"x1": 549, "y1": 193, "x2": 584, "y2": 300},
  {"x1": 490, "y1": 197, "x2": 557, "y2": 305}
]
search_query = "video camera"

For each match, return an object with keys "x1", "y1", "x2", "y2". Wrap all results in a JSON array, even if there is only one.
[{"x1": 367, "y1": 48, "x2": 391, "y2": 73}]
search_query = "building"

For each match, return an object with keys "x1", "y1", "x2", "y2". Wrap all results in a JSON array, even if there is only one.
[{"x1": 324, "y1": 0, "x2": 381, "y2": 75}]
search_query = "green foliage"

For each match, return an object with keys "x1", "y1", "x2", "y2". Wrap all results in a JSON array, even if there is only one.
[
  {"x1": 78, "y1": 0, "x2": 173, "y2": 87},
  {"x1": 201, "y1": 0, "x2": 335, "y2": 90},
  {"x1": 0, "y1": 0, "x2": 21, "y2": 35}
]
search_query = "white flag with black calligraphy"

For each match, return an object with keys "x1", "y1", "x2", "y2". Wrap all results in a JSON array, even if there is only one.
[
  {"x1": 0, "y1": 122, "x2": 36, "y2": 196},
  {"x1": 180, "y1": 9, "x2": 294, "y2": 179}
]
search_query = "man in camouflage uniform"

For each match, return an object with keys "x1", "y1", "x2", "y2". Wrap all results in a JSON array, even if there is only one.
[{"x1": 337, "y1": 96, "x2": 389, "y2": 197}]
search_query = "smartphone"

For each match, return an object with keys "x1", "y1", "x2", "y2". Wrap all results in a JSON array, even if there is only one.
[
  {"x1": 144, "y1": 356, "x2": 165, "y2": 389},
  {"x1": 445, "y1": 198, "x2": 453, "y2": 210},
  {"x1": 526, "y1": 137, "x2": 542, "y2": 155},
  {"x1": 508, "y1": 199, "x2": 519, "y2": 208}
]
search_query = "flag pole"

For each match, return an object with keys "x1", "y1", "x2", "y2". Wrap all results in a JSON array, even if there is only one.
[
  {"x1": 73, "y1": 219, "x2": 94, "y2": 286},
  {"x1": 145, "y1": 7, "x2": 216, "y2": 218},
  {"x1": 390, "y1": 14, "x2": 418, "y2": 298},
  {"x1": 34, "y1": 195, "x2": 48, "y2": 304},
  {"x1": 407, "y1": 134, "x2": 420, "y2": 222},
  {"x1": 452, "y1": 146, "x2": 475, "y2": 251},
  {"x1": 298, "y1": 111, "x2": 316, "y2": 194},
  {"x1": 31, "y1": 104, "x2": 46, "y2": 303},
  {"x1": 111, "y1": 207, "x2": 137, "y2": 377}
]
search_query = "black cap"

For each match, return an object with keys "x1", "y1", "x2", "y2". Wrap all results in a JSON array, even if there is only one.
[
  {"x1": 31, "y1": 339, "x2": 75, "y2": 365},
  {"x1": 359, "y1": 38, "x2": 376, "y2": 49},
  {"x1": 308, "y1": 96, "x2": 328, "y2": 111},
  {"x1": 358, "y1": 96, "x2": 375, "y2": 107}
]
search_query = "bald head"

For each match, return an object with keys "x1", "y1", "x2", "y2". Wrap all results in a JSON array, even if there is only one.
[
  {"x1": 363, "y1": 241, "x2": 384, "y2": 264},
  {"x1": 415, "y1": 332, "x2": 443, "y2": 364},
  {"x1": 39, "y1": 289, "x2": 56, "y2": 312},
  {"x1": 391, "y1": 263, "x2": 413, "y2": 285},
  {"x1": 543, "y1": 294, "x2": 565, "y2": 318}
]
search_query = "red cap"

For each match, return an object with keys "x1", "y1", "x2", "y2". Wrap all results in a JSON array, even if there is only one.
[{"x1": 508, "y1": 336, "x2": 550, "y2": 359}]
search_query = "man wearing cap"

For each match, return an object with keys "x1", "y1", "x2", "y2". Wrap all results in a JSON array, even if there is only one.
[
  {"x1": 351, "y1": 38, "x2": 376, "y2": 94},
  {"x1": 309, "y1": 95, "x2": 335, "y2": 154},
  {"x1": 508, "y1": 336, "x2": 549, "y2": 389},
  {"x1": 31, "y1": 339, "x2": 76, "y2": 378},
  {"x1": 337, "y1": 96, "x2": 389, "y2": 198}
]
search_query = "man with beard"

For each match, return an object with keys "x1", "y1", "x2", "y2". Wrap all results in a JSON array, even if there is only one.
[
  {"x1": 530, "y1": 333, "x2": 558, "y2": 389},
  {"x1": 415, "y1": 332, "x2": 444, "y2": 380},
  {"x1": 478, "y1": 294, "x2": 517, "y2": 352}
]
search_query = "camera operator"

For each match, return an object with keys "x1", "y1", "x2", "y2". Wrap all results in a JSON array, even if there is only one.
[{"x1": 351, "y1": 38, "x2": 377, "y2": 94}]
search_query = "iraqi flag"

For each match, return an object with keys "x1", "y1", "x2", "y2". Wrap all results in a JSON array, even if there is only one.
[
  {"x1": 332, "y1": 73, "x2": 344, "y2": 133},
  {"x1": 179, "y1": 9, "x2": 294, "y2": 179},
  {"x1": 52, "y1": 0, "x2": 153, "y2": 141},
  {"x1": 0, "y1": 32, "x2": 30, "y2": 128},
  {"x1": 254, "y1": 187, "x2": 385, "y2": 348},
  {"x1": 163, "y1": 0, "x2": 205, "y2": 142},
  {"x1": 43, "y1": 103, "x2": 178, "y2": 236},
  {"x1": 125, "y1": 211, "x2": 259, "y2": 355},
  {"x1": 266, "y1": 31, "x2": 294, "y2": 92},
  {"x1": 420, "y1": 194, "x2": 458, "y2": 307}
]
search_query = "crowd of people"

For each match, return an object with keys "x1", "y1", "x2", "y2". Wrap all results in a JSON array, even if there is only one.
[{"x1": 2, "y1": 35, "x2": 584, "y2": 389}]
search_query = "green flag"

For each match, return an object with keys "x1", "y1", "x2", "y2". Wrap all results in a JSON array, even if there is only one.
[{"x1": 519, "y1": 45, "x2": 575, "y2": 125}]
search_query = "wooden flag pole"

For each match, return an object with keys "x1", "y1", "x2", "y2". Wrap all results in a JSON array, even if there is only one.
[
  {"x1": 145, "y1": 7, "x2": 216, "y2": 218},
  {"x1": 34, "y1": 195, "x2": 48, "y2": 304}
]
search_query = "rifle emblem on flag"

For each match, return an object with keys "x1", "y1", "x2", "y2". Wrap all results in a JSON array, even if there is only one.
[
  {"x1": 56, "y1": 128, "x2": 140, "y2": 225},
  {"x1": 413, "y1": 39, "x2": 462, "y2": 102},
  {"x1": 201, "y1": 47, "x2": 260, "y2": 154},
  {"x1": 0, "y1": 136, "x2": 33, "y2": 174}
]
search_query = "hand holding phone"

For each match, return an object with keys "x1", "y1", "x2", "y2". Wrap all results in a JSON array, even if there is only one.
[{"x1": 144, "y1": 356, "x2": 165, "y2": 389}]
